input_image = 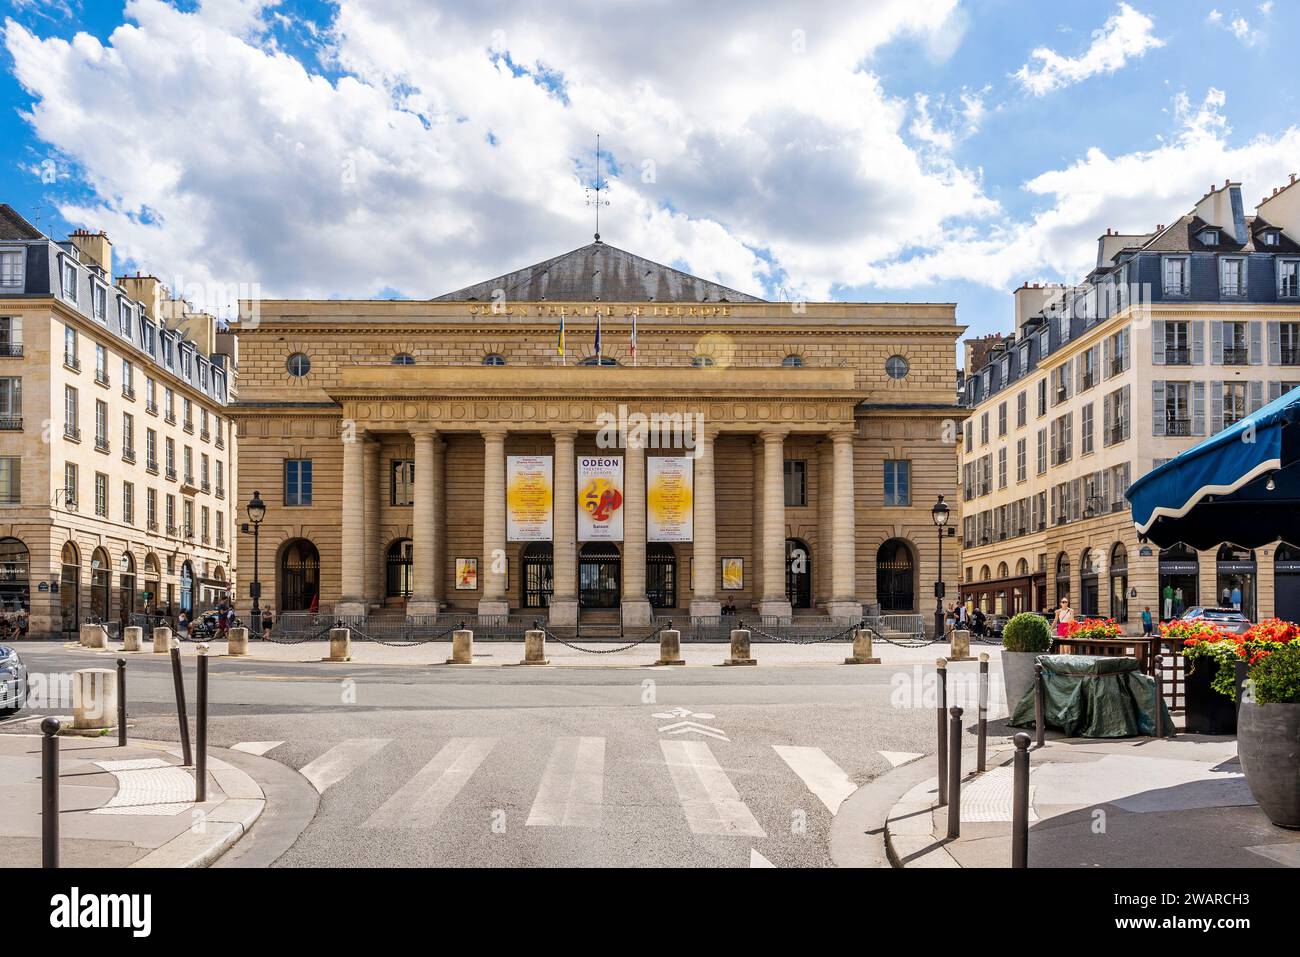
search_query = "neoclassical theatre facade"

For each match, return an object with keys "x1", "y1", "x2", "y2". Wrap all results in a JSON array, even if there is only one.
[{"x1": 231, "y1": 242, "x2": 966, "y2": 630}]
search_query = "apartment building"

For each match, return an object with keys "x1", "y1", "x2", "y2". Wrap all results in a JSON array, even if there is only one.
[
  {"x1": 957, "y1": 177, "x2": 1300, "y2": 625},
  {"x1": 0, "y1": 205, "x2": 237, "y2": 638}
]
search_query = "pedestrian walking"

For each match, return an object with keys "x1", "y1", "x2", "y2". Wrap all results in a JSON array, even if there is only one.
[
  {"x1": 261, "y1": 606, "x2": 274, "y2": 640},
  {"x1": 1141, "y1": 606, "x2": 1154, "y2": 637}
]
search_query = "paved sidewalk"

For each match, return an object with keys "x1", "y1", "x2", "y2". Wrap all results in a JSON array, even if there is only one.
[
  {"x1": 876, "y1": 732, "x2": 1300, "y2": 869},
  {"x1": 0, "y1": 733, "x2": 264, "y2": 867}
]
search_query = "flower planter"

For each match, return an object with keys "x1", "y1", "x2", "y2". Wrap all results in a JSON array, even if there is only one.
[
  {"x1": 1237, "y1": 701, "x2": 1300, "y2": 829},
  {"x1": 1182, "y1": 657, "x2": 1237, "y2": 734},
  {"x1": 1001, "y1": 651, "x2": 1040, "y2": 714}
]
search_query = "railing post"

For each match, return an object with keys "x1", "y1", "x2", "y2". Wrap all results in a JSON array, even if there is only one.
[
  {"x1": 170, "y1": 642, "x2": 192, "y2": 766},
  {"x1": 1033, "y1": 661, "x2": 1045, "y2": 748},
  {"x1": 1012, "y1": 732, "x2": 1031, "y2": 868},
  {"x1": 116, "y1": 658, "x2": 127, "y2": 747},
  {"x1": 196, "y1": 643, "x2": 209, "y2": 802},
  {"x1": 936, "y1": 658, "x2": 948, "y2": 806},
  {"x1": 1153, "y1": 654, "x2": 1165, "y2": 738},
  {"x1": 977, "y1": 653, "x2": 989, "y2": 772},
  {"x1": 41, "y1": 717, "x2": 60, "y2": 869},
  {"x1": 946, "y1": 705, "x2": 964, "y2": 840}
]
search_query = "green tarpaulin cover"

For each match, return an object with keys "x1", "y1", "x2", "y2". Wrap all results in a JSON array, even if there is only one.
[{"x1": 1009, "y1": 654, "x2": 1173, "y2": 738}]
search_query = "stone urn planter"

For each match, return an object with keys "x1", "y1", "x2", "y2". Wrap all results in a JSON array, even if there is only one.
[
  {"x1": 1000, "y1": 651, "x2": 1041, "y2": 714},
  {"x1": 999, "y1": 612, "x2": 1054, "y2": 713},
  {"x1": 1237, "y1": 701, "x2": 1300, "y2": 829}
]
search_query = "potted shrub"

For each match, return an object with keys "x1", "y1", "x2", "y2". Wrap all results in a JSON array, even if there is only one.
[
  {"x1": 1171, "y1": 620, "x2": 1238, "y2": 734},
  {"x1": 1238, "y1": 642, "x2": 1300, "y2": 828},
  {"x1": 1001, "y1": 612, "x2": 1052, "y2": 713}
]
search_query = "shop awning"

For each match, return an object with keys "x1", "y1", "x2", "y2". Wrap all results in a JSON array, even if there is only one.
[{"x1": 1126, "y1": 386, "x2": 1300, "y2": 549}]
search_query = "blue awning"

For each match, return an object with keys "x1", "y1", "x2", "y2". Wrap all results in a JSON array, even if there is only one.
[{"x1": 1125, "y1": 386, "x2": 1300, "y2": 549}]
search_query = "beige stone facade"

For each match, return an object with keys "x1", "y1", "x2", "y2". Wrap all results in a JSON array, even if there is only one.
[{"x1": 230, "y1": 243, "x2": 967, "y2": 630}]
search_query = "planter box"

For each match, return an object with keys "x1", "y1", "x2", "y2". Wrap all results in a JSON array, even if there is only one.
[
  {"x1": 1001, "y1": 651, "x2": 1041, "y2": 714},
  {"x1": 1238, "y1": 701, "x2": 1300, "y2": 829},
  {"x1": 1182, "y1": 657, "x2": 1237, "y2": 735}
]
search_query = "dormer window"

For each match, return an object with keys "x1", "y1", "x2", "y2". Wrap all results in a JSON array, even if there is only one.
[
  {"x1": 1200, "y1": 228, "x2": 1219, "y2": 246},
  {"x1": 1262, "y1": 230, "x2": 1280, "y2": 247},
  {"x1": 118, "y1": 298, "x2": 133, "y2": 337},
  {"x1": 60, "y1": 258, "x2": 78, "y2": 304},
  {"x1": 0, "y1": 248, "x2": 23, "y2": 289},
  {"x1": 91, "y1": 282, "x2": 107, "y2": 322},
  {"x1": 1220, "y1": 257, "x2": 1247, "y2": 298}
]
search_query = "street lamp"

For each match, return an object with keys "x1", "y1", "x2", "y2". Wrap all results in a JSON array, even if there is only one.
[
  {"x1": 241, "y1": 490, "x2": 266, "y2": 623},
  {"x1": 931, "y1": 494, "x2": 950, "y2": 638}
]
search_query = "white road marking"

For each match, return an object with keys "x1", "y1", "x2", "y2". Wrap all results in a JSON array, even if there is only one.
[
  {"x1": 772, "y1": 745, "x2": 856, "y2": 815},
  {"x1": 362, "y1": 737, "x2": 497, "y2": 829},
  {"x1": 657, "y1": 719, "x2": 729, "y2": 740},
  {"x1": 879, "y1": 750, "x2": 925, "y2": 768},
  {"x1": 527, "y1": 736, "x2": 605, "y2": 828},
  {"x1": 660, "y1": 740, "x2": 766, "y2": 838},
  {"x1": 231, "y1": 741, "x2": 284, "y2": 756},
  {"x1": 299, "y1": 738, "x2": 391, "y2": 794},
  {"x1": 750, "y1": 848, "x2": 776, "y2": 868}
]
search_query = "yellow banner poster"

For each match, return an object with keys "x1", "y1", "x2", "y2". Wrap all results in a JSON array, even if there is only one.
[
  {"x1": 506, "y1": 455, "x2": 553, "y2": 542},
  {"x1": 577, "y1": 455, "x2": 624, "y2": 541},
  {"x1": 647, "y1": 456, "x2": 694, "y2": 542}
]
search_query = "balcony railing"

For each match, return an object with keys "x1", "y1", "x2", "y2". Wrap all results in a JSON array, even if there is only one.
[
  {"x1": 64, "y1": 353, "x2": 81, "y2": 372},
  {"x1": 164, "y1": 412, "x2": 176, "y2": 425},
  {"x1": 1281, "y1": 346, "x2": 1300, "y2": 366},
  {"x1": 0, "y1": 343, "x2": 23, "y2": 357},
  {"x1": 94, "y1": 436, "x2": 109, "y2": 453},
  {"x1": 147, "y1": 519, "x2": 159, "y2": 533},
  {"x1": 1222, "y1": 346, "x2": 1249, "y2": 365},
  {"x1": 1108, "y1": 425, "x2": 1128, "y2": 445},
  {"x1": 94, "y1": 369, "x2": 109, "y2": 387},
  {"x1": 201, "y1": 480, "x2": 211, "y2": 494},
  {"x1": 166, "y1": 524, "x2": 179, "y2": 538},
  {"x1": 1109, "y1": 356, "x2": 1126, "y2": 377},
  {"x1": 146, "y1": 459, "x2": 159, "y2": 475},
  {"x1": 1220, "y1": 283, "x2": 1247, "y2": 298},
  {"x1": 0, "y1": 415, "x2": 21, "y2": 431},
  {"x1": 215, "y1": 436, "x2": 225, "y2": 450},
  {"x1": 165, "y1": 466, "x2": 177, "y2": 481},
  {"x1": 1052, "y1": 448, "x2": 1071, "y2": 466},
  {"x1": 1165, "y1": 346, "x2": 1191, "y2": 365},
  {"x1": 64, "y1": 424, "x2": 80, "y2": 441},
  {"x1": 122, "y1": 385, "x2": 136, "y2": 401},
  {"x1": 146, "y1": 400, "x2": 158, "y2": 415},
  {"x1": 183, "y1": 525, "x2": 195, "y2": 540},
  {"x1": 183, "y1": 419, "x2": 194, "y2": 434},
  {"x1": 215, "y1": 486, "x2": 225, "y2": 500},
  {"x1": 201, "y1": 533, "x2": 211, "y2": 545},
  {"x1": 200, "y1": 429, "x2": 210, "y2": 442},
  {"x1": 122, "y1": 447, "x2": 135, "y2": 464},
  {"x1": 1080, "y1": 372, "x2": 1096, "y2": 391},
  {"x1": 1166, "y1": 416, "x2": 1193, "y2": 436}
]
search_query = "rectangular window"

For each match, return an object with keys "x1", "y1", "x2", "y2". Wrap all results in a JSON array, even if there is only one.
[
  {"x1": 121, "y1": 359, "x2": 134, "y2": 395},
  {"x1": 1037, "y1": 428, "x2": 1047, "y2": 475},
  {"x1": 1016, "y1": 390, "x2": 1027, "y2": 428},
  {"x1": 1220, "y1": 257, "x2": 1246, "y2": 298},
  {"x1": 118, "y1": 299, "x2": 134, "y2": 337},
  {"x1": 94, "y1": 472, "x2": 108, "y2": 518},
  {"x1": 783, "y1": 460, "x2": 807, "y2": 507},
  {"x1": 391, "y1": 459, "x2": 415, "y2": 506},
  {"x1": 123, "y1": 482, "x2": 134, "y2": 525},
  {"x1": 1165, "y1": 382, "x2": 1192, "y2": 435},
  {"x1": 997, "y1": 448, "x2": 1007, "y2": 489},
  {"x1": 122, "y1": 412, "x2": 134, "y2": 455},
  {"x1": 216, "y1": 459, "x2": 224, "y2": 496},
  {"x1": 1223, "y1": 321, "x2": 1249, "y2": 365},
  {"x1": 165, "y1": 437, "x2": 175, "y2": 474},
  {"x1": 94, "y1": 399, "x2": 108, "y2": 449},
  {"x1": 883, "y1": 460, "x2": 910, "y2": 506},
  {"x1": 1107, "y1": 328, "x2": 1129, "y2": 377},
  {"x1": 1165, "y1": 321, "x2": 1191, "y2": 365},
  {"x1": 1280, "y1": 260, "x2": 1300, "y2": 299},
  {"x1": 166, "y1": 494, "x2": 175, "y2": 533},
  {"x1": 285, "y1": 459, "x2": 313, "y2": 506},
  {"x1": 0, "y1": 457, "x2": 19, "y2": 505},
  {"x1": 60, "y1": 259, "x2": 77, "y2": 303},
  {"x1": 64, "y1": 325, "x2": 78, "y2": 368},
  {"x1": 0, "y1": 250, "x2": 23, "y2": 288},
  {"x1": 1163, "y1": 256, "x2": 1189, "y2": 296},
  {"x1": 64, "y1": 385, "x2": 78, "y2": 437},
  {"x1": 1081, "y1": 403, "x2": 1094, "y2": 455},
  {"x1": 64, "y1": 463, "x2": 77, "y2": 507},
  {"x1": 0, "y1": 316, "x2": 21, "y2": 356},
  {"x1": 183, "y1": 499, "x2": 194, "y2": 537},
  {"x1": 147, "y1": 488, "x2": 157, "y2": 529},
  {"x1": 980, "y1": 412, "x2": 989, "y2": 445},
  {"x1": 92, "y1": 283, "x2": 106, "y2": 322},
  {"x1": 0, "y1": 376, "x2": 21, "y2": 425},
  {"x1": 146, "y1": 429, "x2": 158, "y2": 471},
  {"x1": 1016, "y1": 438, "x2": 1027, "y2": 483},
  {"x1": 1223, "y1": 382, "x2": 1248, "y2": 427},
  {"x1": 95, "y1": 344, "x2": 107, "y2": 384},
  {"x1": 997, "y1": 402, "x2": 1007, "y2": 437}
]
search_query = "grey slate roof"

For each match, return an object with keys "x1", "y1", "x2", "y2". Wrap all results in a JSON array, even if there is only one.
[
  {"x1": 0, "y1": 204, "x2": 44, "y2": 241},
  {"x1": 432, "y1": 240, "x2": 767, "y2": 303},
  {"x1": 1140, "y1": 213, "x2": 1300, "y2": 255}
]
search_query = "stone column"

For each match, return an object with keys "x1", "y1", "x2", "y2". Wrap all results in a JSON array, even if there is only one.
[
  {"x1": 363, "y1": 439, "x2": 381, "y2": 608},
  {"x1": 549, "y1": 430, "x2": 579, "y2": 627},
  {"x1": 689, "y1": 428, "x2": 721, "y2": 619},
  {"x1": 826, "y1": 430, "x2": 861, "y2": 621},
  {"x1": 433, "y1": 436, "x2": 446, "y2": 607},
  {"x1": 758, "y1": 428, "x2": 792, "y2": 619},
  {"x1": 336, "y1": 430, "x2": 368, "y2": 616},
  {"x1": 816, "y1": 439, "x2": 833, "y2": 607},
  {"x1": 621, "y1": 436, "x2": 653, "y2": 626},
  {"x1": 408, "y1": 430, "x2": 441, "y2": 616},
  {"x1": 751, "y1": 438, "x2": 764, "y2": 602},
  {"x1": 478, "y1": 429, "x2": 510, "y2": 616}
]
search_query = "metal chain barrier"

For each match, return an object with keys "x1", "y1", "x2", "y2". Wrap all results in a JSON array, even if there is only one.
[
  {"x1": 264, "y1": 615, "x2": 337, "y2": 644},
  {"x1": 539, "y1": 619, "x2": 670, "y2": 655},
  {"x1": 351, "y1": 617, "x2": 466, "y2": 647},
  {"x1": 863, "y1": 617, "x2": 941, "y2": 648},
  {"x1": 738, "y1": 618, "x2": 861, "y2": 645}
]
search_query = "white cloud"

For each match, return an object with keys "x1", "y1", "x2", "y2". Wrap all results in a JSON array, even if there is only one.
[
  {"x1": 1013, "y1": 3, "x2": 1164, "y2": 96},
  {"x1": 1209, "y1": 5, "x2": 1267, "y2": 46}
]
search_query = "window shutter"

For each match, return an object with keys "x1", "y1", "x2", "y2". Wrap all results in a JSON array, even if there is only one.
[
  {"x1": 1152, "y1": 321, "x2": 1166, "y2": 364},
  {"x1": 1249, "y1": 321, "x2": 1263, "y2": 365},
  {"x1": 1270, "y1": 381, "x2": 1283, "y2": 403},
  {"x1": 1210, "y1": 321, "x2": 1223, "y2": 365},
  {"x1": 1065, "y1": 358, "x2": 1074, "y2": 398},
  {"x1": 1121, "y1": 385, "x2": 1131, "y2": 438},
  {"x1": 1268, "y1": 321, "x2": 1282, "y2": 365},
  {"x1": 1102, "y1": 336, "x2": 1111, "y2": 378},
  {"x1": 1103, "y1": 391, "x2": 1114, "y2": 441},
  {"x1": 1192, "y1": 381, "x2": 1207, "y2": 435},
  {"x1": 1210, "y1": 380, "x2": 1224, "y2": 434},
  {"x1": 1191, "y1": 321, "x2": 1205, "y2": 364},
  {"x1": 1249, "y1": 380, "x2": 1263, "y2": 412},
  {"x1": 1152, "y1": 381, "x2": 1166, "y2": 436},
  {"x1": 1050, "y1": 485, "x2": 1058, "y2": 524}
]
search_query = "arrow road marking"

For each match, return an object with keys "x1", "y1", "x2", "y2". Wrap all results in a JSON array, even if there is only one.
[
  {"x1": 657, "y1": 720, "x2": 729, "y2": 741},
  {"x1": 661, "y1": 740, "x2": 766, "y2": 838}
]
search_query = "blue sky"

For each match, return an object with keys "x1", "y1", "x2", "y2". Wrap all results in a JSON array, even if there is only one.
[{"x1": 2, "y1": 0, "x2": 1298, "y2": 339}]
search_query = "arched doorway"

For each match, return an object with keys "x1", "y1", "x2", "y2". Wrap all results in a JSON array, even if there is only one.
[
  {"x1": 120, "y1": 551, "x2": 137, "y2": 617},
  {"x1": 1080, "y1": 548, "x2": 1099, "y2": 617},
  {"x1": 1275, "y1": 543, "x2": 1300, "y2": 622},
  {"x1": 143, "y1": 553, "x2": 161, "y2": 613},
  {"x1": 60, "y1": 542, "x2": 80, "y2": 635},
  {"x1": 579, "y1": 542, "x2": 620, "y2": 609},
  {"x1": 1109, "y1": 543, "x2": 1129, "y2": 623},
  {"x1": 522, "y1": 542, "x2": 553, "y2": 608},
  {"x1": 647, "y1": 544, "x2": 677, "y2": 609},
  {"x1": 876, "y1": 539, "x2": 914, "y2": 612},
  {"x1": 1216, "y1": 544, "x2": 1256, "y2": 619},
  {"x1": 90, "y1": 547, "x2": 111, "y2": 621},
  {"x1": 179, "y1": 560, "x2": 195, "y2": 615},
  {"x1": 386, "y1": 538, "x2": 413, "y2": 600},
  {"x1": 1054, "y1": 552, "x2": 1071, "y2": 608},
  {"x1": 279, "y1": 539, "x2": 320, "y2": 612},
  {"x1": 786, "y1": 538, "x2": 812, "y2": 609},
  {"x1": 0, "y1": 537, "x2": 29, "y2": 612},
  {"x1": 1158, "y1": 543, "x2": 1198, "y2": 620}
]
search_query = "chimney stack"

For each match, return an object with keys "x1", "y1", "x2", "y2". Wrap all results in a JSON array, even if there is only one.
[{"x1": 69, "y1": 229, "x2": 111, "y2": 275}]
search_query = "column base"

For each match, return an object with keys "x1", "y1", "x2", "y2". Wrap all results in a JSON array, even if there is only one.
[
  {"x1": 825, "y1": 599, "x2": 864, "y2": 622},
  {"x1": 406, "y1": 598, "x2": 441, "y2": 617},
  {"x1": 756, "y1": 598, "x2": 793, "y2": 620},
  {"x1": 621, "y1": 599, "x2": 653, "y2": 628},
  {"x1": 547, "y1": 598, "x2": 579, "y2": 627},
  {"x1": 689, "y1": 598, "x2": 722, "y2": 620},
  {"x1": 335, "y1": 600, "x2": 367, "y2": 619},
  {"x1": 477, "y1": 597, "x2": 510, "y2": 617}
]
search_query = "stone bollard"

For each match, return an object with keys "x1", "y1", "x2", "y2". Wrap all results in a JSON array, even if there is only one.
[
  {"x1": 227, "y1": 626, "x2": 249, "y2": 657},
  {"x1": 325, "y1": 627, "x2": 352, "y2": 662},
  {"x1": 520, "y1": 628, "x2": 549, "y2": 665},
  {"x1": 844, "y1": 628, "x2": 881, "y2": 665},
  {"x1": 152, "y1": 626, "x2": 173, "y2": 653},
  {"x1": 723, "y1": 628, "x2": 756, "y2": 666},
  {"x1": 447, "y1": 628, "x2": 474, "y2": 665},
  {"x1": 948, "y1": 628, "x2": 975, "y2": 662},
  {"x1": 656, "y1": 628, "x2": 685, "y2": 666},
  {"x1": 121, "y1": 626, "x2": 143, "y2": 653},
  {"x1": 79, "y1": 623, "x2": 108, "y2": 649},
  {"x1": 72, "y1": 668, "x2": 118, "y2": 731}
]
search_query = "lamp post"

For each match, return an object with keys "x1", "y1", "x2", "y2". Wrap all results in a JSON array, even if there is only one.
[
  {"x1": 242, "y1": 490, "x2": 266, "y2": 621},
  {"x1": 932, "y1": 494, "x2": 950, "y2": 639}
]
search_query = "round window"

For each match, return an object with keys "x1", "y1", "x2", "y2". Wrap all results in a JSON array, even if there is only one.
[
  {"x1": 691, "y1": 355, "x2": 715, "y2": 367},
  {"x1": 885, "y1": 355, "x2": 909, "y2": 379},
  {"x1": 781, "y1": 354, "x2": 804, "y2": 368},
  {"x1": 286, "y1": 352, "x2": 311, "y2": 377},
  {"x1": 482, "y1": 354, "x2": 506, "y2": 366},
  {"x1": 392, "y1": 354, "x2": 415, "y2": 365}
]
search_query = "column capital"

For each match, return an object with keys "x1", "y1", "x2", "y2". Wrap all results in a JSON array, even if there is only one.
[
  {"x1": 550, "y1": 428, "x2": 578, "y2": 442},
  {"x1": 759, "y1": 427, "x2": 790, "y2": 443},
  {"x1": 830, "y1": 428, "x2": 856, "y2": 445},
  {"x1": 410, "y1": 428, "x2": 439, "y2": 441},
  {"x1": 480, "y1": 427, "x2": 508, "y2": 442}
]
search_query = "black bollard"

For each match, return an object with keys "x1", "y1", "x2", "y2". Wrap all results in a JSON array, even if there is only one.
[
  {"x1": 1154, "y1": 654, "x2": 1165, "y2": 738},
  {"x1": 946, "y1": 705, "x2": 964, "y2": 841},
  {"x1": 170, "y1": 643, "x2": 193, "y2": 766},
  {"x1": 116, "y1": 658, "x2": 127, "y2": 747},
  {"x1": 936, "y1": 658, "x2": 948, "y2": 807},
  {"x1": 1033, "y1": 662, "x2": 1045, "y2": 748},
  {"x1": 1012, "y1": 732, "x2": 1031, "y2": 868},
  {"x1": 977, "y1": 653, "x2": 989, "y2": 772},
  {"x1": 41, "y1": 717, "x2": 60, "y2": 869},
  {"x1": 195, "y1": 644, "x2": 208, "y2": 802}
]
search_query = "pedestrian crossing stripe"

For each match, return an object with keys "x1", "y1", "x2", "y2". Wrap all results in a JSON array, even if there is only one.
[
  {"x1": 362, "y1": 737, "x2": 497, "y2": 829},
  {"x1": 299, "y1": 738, "x2": 391, "y2": 794}
]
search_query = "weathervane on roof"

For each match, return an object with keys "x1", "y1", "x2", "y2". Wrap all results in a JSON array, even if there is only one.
[{"x1": 585, "y1": 132, "x2": 610, "y2": 243}]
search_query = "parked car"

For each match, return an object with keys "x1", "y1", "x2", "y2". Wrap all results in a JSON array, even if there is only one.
[
  {"x1": 985, "y1": 614, "x2": 1010, "y2": 639},
  {"x1": 1180, "y1": 607, "x2": 1252, "y2": 635},
  {"x1": 190, "y1": 609, "x2": 244, "y2": 641},
  {"x1": 0, "y1": 643, "x2": 28, "y2": 715}
]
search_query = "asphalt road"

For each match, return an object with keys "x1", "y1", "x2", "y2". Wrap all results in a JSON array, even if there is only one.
[{"x1": 3, "y1": 642, "x2": 968, "y2": 868}]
